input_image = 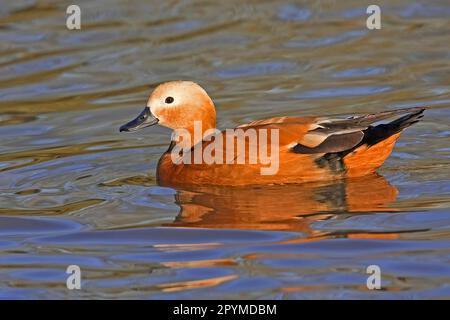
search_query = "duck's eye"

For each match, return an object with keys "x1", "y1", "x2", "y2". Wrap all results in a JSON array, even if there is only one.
[{"x1": 165, "y1": 96, "x2": 174, "y2": 104}]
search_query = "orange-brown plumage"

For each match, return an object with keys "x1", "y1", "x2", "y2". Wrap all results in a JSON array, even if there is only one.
[
  {"x1": 344, "y1": 132, "x2": 401, "y2": 177},
  {"x1": 120, "y1": 81, "x2": 426, "y2": 186}
]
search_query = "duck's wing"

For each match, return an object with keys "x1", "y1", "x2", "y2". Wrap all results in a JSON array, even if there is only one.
[{"x1": 293, "y1": 107, "x2": 426, "y2": 154}]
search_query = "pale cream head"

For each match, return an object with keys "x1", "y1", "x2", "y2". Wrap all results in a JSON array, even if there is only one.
[
  {"x1": 147, "y1": 81, "x2": 216, "y2": 131},
  {"x1": 120, "y1": 81, "x2": 217, "y2": 149}
]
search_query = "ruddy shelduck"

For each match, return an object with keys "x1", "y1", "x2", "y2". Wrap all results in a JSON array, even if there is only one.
[{"x1": 120, "y1": 81, "x2": 426, "y2": 186}]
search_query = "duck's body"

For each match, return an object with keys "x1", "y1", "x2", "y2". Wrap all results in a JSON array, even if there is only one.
[
  {"x1": 120, "y1": 81, "x2": 426, "y2": 186},
  {"x1": 156, "y1": 111, "x2": 420, "y2": 186}
]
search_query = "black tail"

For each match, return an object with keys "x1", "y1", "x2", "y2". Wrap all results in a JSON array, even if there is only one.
[{"x1": 362, "y1": 108, "x2": 425, "y2": 147}]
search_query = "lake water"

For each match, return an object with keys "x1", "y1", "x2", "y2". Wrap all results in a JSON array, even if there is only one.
[{"x1": 0, "y1": 0, "x2": 449, "y2": 299}]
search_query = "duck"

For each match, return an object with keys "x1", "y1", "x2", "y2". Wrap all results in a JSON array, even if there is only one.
[{"x1": 120, "y1": 81, "x2": 426, "y2": 186}]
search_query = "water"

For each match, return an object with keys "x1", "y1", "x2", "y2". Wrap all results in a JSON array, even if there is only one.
[{"x1": 0, "y1": 0, "x2": 449, "y2": 299}]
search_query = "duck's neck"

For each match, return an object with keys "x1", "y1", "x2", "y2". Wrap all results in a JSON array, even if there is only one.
[{"x1": 172, "y1": 118, "x2": 216, "y2": 150}]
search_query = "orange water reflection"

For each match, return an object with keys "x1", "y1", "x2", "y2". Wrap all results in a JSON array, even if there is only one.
[{"x1": 166, "y1": 174, "x2": 399, "y2": 238}]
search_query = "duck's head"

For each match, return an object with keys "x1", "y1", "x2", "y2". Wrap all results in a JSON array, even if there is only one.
[{"x1": 120, "y1": 81, "x2": 216, "y2": 136}]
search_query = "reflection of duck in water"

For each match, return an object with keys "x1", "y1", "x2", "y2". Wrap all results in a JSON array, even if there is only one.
[
  {"x1": 166, "y1": 173, "x2": 399, "y2": 237},
  {"x1": 120, "y1": 81, "x2": 426, "y2": 186}
]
